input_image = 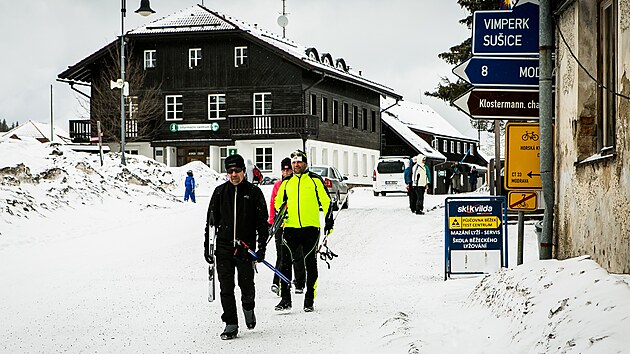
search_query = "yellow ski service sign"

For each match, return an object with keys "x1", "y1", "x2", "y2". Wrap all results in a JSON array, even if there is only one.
[{"x1": 449, "y1": 216, "x2": 501, "y2": 229}]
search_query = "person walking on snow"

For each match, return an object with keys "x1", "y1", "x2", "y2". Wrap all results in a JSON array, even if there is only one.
[
  {"x1": 274, "y1": 149, "x2": 333, "y2": 313},
  {"x1": 268, "y1": 157, "x2": 306, "y2": 296},
  {"x1": 204, "y1": 154, "x2": 268, "y2": 340},
  {"x1": 469, "y1": 166, "x2": 479, "y2": 192},
  {"x1": 404, "y1": 156, "x2": 417, "y2": 213},
  {"x1": 184, "y1": 170, "x2": 196, "y2": 203},
  {"x1": 412, "y1": 154, "x2": 431, "y2": 215}
]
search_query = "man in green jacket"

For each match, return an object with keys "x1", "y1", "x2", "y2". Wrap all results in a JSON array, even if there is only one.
[{"x1": 274, "y1": 149, "x2": 333, "y2": 312}]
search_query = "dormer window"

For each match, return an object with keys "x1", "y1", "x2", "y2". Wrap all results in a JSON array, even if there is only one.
[
  {"x1": 335, "y1": 58, "x2": 347, "y2": 71},
  {"x1": 235, "y1": 46, "x2": 248, "y2": 68},
  {"x1": 321, "y1": 53, "x2": 333, "y2": 66},
  {"x1": 305, "y1": 47, "x2": 319, "y2": 61}
]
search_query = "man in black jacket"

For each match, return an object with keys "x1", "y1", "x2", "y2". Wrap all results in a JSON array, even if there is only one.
[{"x1": 204, "y1": 154, "x2": 268, "y2": 340}]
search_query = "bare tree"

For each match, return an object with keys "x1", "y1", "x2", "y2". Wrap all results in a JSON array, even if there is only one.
[{"x1": 85, "y1": 41, "x2": 164, "y2": 145}]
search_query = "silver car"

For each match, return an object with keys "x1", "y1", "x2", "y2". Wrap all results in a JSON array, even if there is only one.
[{"x1": 309, "y1": 165, "x2": 349, "y2": 210}]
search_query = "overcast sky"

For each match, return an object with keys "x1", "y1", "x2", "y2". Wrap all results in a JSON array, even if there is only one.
[{"x1": 0, "y1": 0, "x2": 476, "y2": 137}]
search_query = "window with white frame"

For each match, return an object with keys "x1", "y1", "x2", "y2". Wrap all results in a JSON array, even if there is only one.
[
  {"x1": 234, "y1": 46, "x2": 248, "y2": 68},
  {"x1": 457, "y1": 141, "x2": 462, "y2": 154},
  {"x1": 322, "y1": 97, "x2": 328, "y2": 122},
  {"x1": 189, "y1": 48, "x2": 202, "y2": 69},
  {"x1": 255, "y1": 147, "x2": 273, "y2": 171},
  {"x1": 451, "y1": 141, "x2": 455, "y2": 153},
  {"x1": 464, "y1": 143, "x2": 468, "y2": 154},
  {"x1": 310, "y1": 94, "x2": 317, "y2": 115},
  {"x1": 208, "y1": 94, "x2": 226, "y2": 120},
  {"x1": 165, "y1": 95, "x2": 183, "y2": 120},
  {"x1": 144, "y1": 50, "x2": 156, "y2": 69},
  {"x1": 598, "y1": 0, "x2": 616, "y2": 153},
  {"x1": 333, "y1": 100, "x2": 339, "y2": 124},
  {"x1": 253, "y1": 93, "x2": 271, "y2": 115},
  {"x1": 443, "y1": 140, "x2": 448, "y2": 152}
]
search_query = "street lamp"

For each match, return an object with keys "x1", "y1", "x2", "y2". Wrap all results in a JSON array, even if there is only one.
[{"x1": 120, "y1": 0, "x2": 155, "y2": 165}]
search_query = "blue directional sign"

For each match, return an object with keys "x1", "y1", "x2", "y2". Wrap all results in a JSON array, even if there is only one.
[
  {"x1": 472, "y1": 0, "x2": 540, "y2": 56},
  {"x1": 453, "y1": 56, "x2": 539, "y2": 87}
]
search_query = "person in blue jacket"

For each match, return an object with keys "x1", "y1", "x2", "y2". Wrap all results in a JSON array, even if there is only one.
[
  {"x1": 184, "y1": 170, "x2": 196, "y2": 203},
  {"x1": 404, "y1": 156, "x2": 417, "y2": 213}
]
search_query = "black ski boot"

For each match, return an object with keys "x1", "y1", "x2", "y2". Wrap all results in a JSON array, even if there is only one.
[
  {"x1": 243, "y1": 308, "x2": 256, "y2": 329},
  {"x1": 220, "y1": 324, "x2": 238, "y2": 340},
  {"x1": 304, "y1": 299, "x2": 314, "y2": 312},
  {"x1": 274, "y1": 298, "x2": 292, "y2": 311}
]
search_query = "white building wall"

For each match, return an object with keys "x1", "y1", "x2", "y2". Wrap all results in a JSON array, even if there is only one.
[{"x1": 305, "y1": 139, "x2": 378, "y2": 185}]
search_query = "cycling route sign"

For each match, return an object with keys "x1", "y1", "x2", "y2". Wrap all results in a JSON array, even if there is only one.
[{"x1": 505, "y1": 122, "x2": 542, "y2": 190}]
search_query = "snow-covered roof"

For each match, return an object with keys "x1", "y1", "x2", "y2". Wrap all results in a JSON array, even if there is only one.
[
  {"x1": 380, "y1": 113, "x2": 446, "y2": 161},
  {"x1": 384, "y1": 99, "x2": 475, "y2": 141},
  {"x1": 1, "y1": 120, "x2": 72, "y2": 144},
  {"x1": 60, "y1": 5, "x2": 400, "y2": 99}
]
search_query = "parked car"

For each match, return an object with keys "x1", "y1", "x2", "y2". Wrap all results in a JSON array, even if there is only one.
[
  {"x1": 372, "y1": 156, "x2": 410, "y2": 196},
  {"x1": 309, "y1": 165, "x2": 349, "y2": 210}
]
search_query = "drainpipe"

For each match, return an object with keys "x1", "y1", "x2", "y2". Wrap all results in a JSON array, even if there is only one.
[{"x1": 539, "y1": 0, "x2": 554, "y2": 260}]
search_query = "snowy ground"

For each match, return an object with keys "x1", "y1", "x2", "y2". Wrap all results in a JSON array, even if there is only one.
[{"x1": 1, "y1": 138, "x2": 629, "y2": 353}]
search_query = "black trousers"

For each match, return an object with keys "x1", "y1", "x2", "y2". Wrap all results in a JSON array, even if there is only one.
[
  {"x1": 280, "y1": 227, "x2": 319, "y2": 302},
  {"x1": 273, "y1": 229, "x2": 305, "y2": 288},
  {"x1": 415, "y1": 186, "x2": 426, "y2": 212},
  {"x1": 216, "y1": 249, "x2": 255, "y2": 325},
  {"x1": 408, "y1": 185, "x2": 417, "y2": 212}
]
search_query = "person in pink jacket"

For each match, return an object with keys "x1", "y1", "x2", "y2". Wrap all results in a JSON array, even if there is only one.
[{"x1": 268, "y1": 157, "x2": 305, "y2": 295}]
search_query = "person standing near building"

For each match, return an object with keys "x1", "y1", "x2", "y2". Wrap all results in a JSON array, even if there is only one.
[
  {"x1": 204, "y1": 154, "x2": 268, "y2": 340},
  {"x1": 469, "y1": 166, "x2": 479, "y2": 192},
  {"x1": 268, "y1": 157, "x2": 306, "y2": 295},
  {"x1": 412, "y1": 154, "x2": 431, "y2": 215},
  {"x1": 404, "y1": 156, "x2": 417, "y2": 213},
  {"x1": 184, "y1": 170, "x2": 196, "y2": 203},
  {"x1": 274, "y1": 150, "x2": 332, "y2": 312}
]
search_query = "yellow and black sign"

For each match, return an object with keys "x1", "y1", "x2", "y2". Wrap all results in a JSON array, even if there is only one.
[
  {"x1": 505, "y1": 122, "x2": 541, "y2": 190},
  {"x1": 508, "y1": 191, "x2": 538, "y2": 211},
  {"x1": 449, "y1": 216, "x2": 501, "y2": 229}
]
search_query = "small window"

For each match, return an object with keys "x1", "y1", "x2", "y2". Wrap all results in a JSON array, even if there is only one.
[
  {"x1": 165, "y1": 95, "x2": 183, "y2": 121},
  {"x1": 322, "y1": 97, "x2": 329, "y2": 122},
  {"x1": 235, "y1": 46, "x2": 248, "y2": 68},
  {"x1": 371, "y1": 110, "x2": 376, "y2": 133},
  {"x1": 310, "y1": 94, "x2": 317, "y2": 115},
  {"x1": 189, "y1": 48, "x2": 202, "y2": 68},
  {"x1": 450, "y1": 141, "x2": 455, "y2": 153},
  {"x1": 155, "y1": 149, "x2": 163, "y2": 157},
  {"x1": 362, "y1": 108, "x2": 368, "y2": 130},
  {"x1": 464, "y1": 143, "x2": 468, "y2": 154},
  {"x1": 144, "y1": 50, "x2": 156, "y2": 69},
  {"x1": 255, "y1": 146, "x2": 273, "y2": 171},
  {"x1": 343, "y1": 103, "x2": 349, "y2": 126},
  {"x1": 208, "y1": 94, "x2": 226, "y2": 120},
  {"x1": 598, "y1": 0, "x2": 616, "y2": 153},
  {"x1": 220, "y1": 147, "x2": 228, "y2": 173},
  {"x1": 253, "y1": 93, "x2": 271, "y2": 115},
  {"x1": 443, "y1": 140, "x2": 448, "y2": 152},
  {"x1": 457, "y1": 142, "x2": 462, "y2": 154},
  {"x1": 333, "y1": 100, "x2": 339, "y2": 124},
  {"x1": 352, "y1": 105, "x2": 358, "y2": 129}
]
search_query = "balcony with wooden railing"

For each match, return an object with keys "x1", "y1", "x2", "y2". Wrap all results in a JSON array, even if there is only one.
[
  {"x1": 69, "y1": 119, "x2": 91, "y2": 143},
  {"x1": 228, "y1": 114, "x2": 319, "y2": 139}
]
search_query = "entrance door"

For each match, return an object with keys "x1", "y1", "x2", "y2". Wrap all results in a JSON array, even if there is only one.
[{"x1": 178, "y1": 147, "x2": 209, "y2": 166}]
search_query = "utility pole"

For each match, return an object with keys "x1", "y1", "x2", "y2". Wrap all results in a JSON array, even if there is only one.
[{"x1": 538, "y1": 0, "x2": 554, "y2": 259}]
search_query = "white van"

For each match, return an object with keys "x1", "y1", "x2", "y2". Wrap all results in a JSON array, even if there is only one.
[{"x1": 372, "y1": 156, "x2": 410, "y2": 196}]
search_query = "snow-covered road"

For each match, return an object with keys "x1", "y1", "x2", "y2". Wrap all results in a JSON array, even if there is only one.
[{"x1": 0, "y1": 183, "x2": 542, "y2": 353}]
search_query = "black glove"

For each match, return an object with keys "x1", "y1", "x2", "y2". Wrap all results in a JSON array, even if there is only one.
[
  {"x1": 255, "y1": 247, "x2": 266, "y2": 262},
  {"x1": 324, "y1": 217, "x2": 334, "y2": 235},
  {"x1": 205, "y1": 251, "x2": 213, "y2": 264}
]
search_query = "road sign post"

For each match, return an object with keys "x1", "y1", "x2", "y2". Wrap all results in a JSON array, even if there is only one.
[{"x1": 453, "y1": 56, "x2": 540, "y2": 87}]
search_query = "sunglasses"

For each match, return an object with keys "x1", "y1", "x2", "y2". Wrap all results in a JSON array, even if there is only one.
[
  {"x1": 227, "y1": 167, "x2": 243, "y2": 174},
  {"x1": 291, "y1": 151, "x2": 306, "y2": 158}
]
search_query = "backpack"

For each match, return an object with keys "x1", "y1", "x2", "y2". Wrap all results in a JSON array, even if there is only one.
[{"x1": 253, "y1": 165, "x2": 263, "y2": 182}]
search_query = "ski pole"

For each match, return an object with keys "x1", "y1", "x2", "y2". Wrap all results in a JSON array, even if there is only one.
[{"x1": 239, "y1": 240, "x2": 292, "y2": 286}]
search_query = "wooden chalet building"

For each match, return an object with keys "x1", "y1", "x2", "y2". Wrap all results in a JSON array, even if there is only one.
[
  {"x1": 380, "y1": 100, "x2": 487, "y2": 194},
  {"x1": 58, "y1": 5, "x2": 401, "y2": 181}
]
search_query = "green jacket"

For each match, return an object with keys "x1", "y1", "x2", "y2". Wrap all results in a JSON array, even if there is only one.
[{"x1": 275, "y1": 171, "x2": 331, "y2": 228}]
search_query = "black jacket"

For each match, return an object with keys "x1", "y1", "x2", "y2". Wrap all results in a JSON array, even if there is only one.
[{"x1": 205, "y1": 180, "x2": 269, "y2": 254}]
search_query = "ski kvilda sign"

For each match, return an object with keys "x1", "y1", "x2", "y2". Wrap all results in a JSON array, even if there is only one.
[{"x1": 444, "y1": 196, "x2": 508, "y2": 280}]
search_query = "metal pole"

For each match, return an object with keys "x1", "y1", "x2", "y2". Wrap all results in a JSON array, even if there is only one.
[
  {"x1": 120, "y1": 0, "x2": 127, "y2": 165},
  {"x1": 494, "y1": 120, "x2": 501, "y2": 196},
  {"x1": 517, "y1": 211, "x2": 524, "y2": 265},
  {"x1": 50, "y1": 84, "x2": 54, "y2": 142},
  {"x1": 539, "y1": 0, "x2": 554, "y2": 259}
]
